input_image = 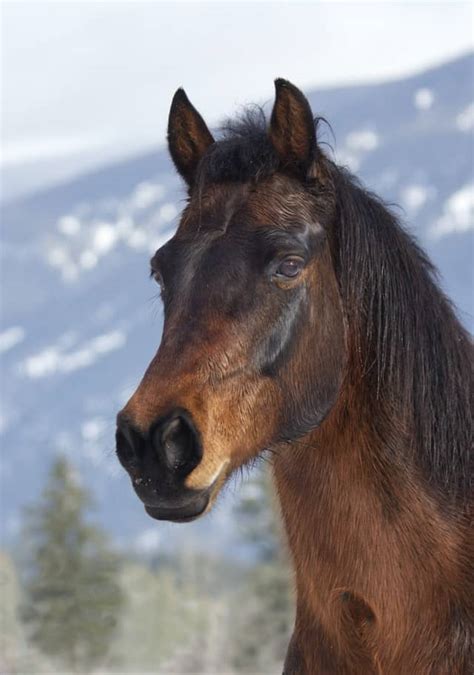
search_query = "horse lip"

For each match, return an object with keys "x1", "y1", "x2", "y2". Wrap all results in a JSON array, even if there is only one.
[
  {"x1": 144, "y1": 494, "x2": 210, "y2": 523},
  {"x1": 137, "y1": 464, "x2": 228, "y2": 523}
]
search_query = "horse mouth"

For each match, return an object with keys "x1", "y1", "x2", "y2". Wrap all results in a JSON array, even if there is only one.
[{"x1": 143, "y1": 492, "x2": 210, "y2": 523}]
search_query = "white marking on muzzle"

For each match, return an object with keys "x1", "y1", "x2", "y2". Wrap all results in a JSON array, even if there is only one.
[{"x1": 185, "y1": 459, "x2": 230, "y2": 491}]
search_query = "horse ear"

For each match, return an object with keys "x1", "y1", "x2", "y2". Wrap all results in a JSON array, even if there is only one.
[
  {"x1": 269, "y1": 79, "x2": 317, "y2": 174},
  {"x1": 167, "y1": 89, "x2": 214, "y2": 185}
]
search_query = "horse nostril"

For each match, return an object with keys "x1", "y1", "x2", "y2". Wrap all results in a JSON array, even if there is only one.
[
  {"x1": 116, "y1": 417, "x2": 144, "y2": 468},
  {"x1": 152, "y1": 413, "x2": 201, "y2": 475}
]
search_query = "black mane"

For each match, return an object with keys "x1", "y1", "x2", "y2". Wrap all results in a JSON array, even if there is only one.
[
  {"x1": 196, "y1": 108, "x2": 473, "y2": 502},
  {"x1": 332, "y1": 169, "x2": 472, "y2": 503},
  {"x1": 196, "y1": 106, "x2": 278, "y2": 184}
]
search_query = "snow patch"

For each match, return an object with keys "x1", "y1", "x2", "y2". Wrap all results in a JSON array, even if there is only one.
[
  {"x1": 92, "y1": 222, "x2": 118, "y2": 255},
  {"x1": 79, "y1": 250, "x2": 98, "y2": 269},
  {"x1": 400, "y1": 185, "x2": 431, "y2": 215},
  {"x1": 157, "y1": 202, "x2": 178, "y2": 224},
  {"x1": 346, "y1": 130, "x2": 379, "y2": 152},
  {"x1": 430, "y1": 184, "x2": 474, "y2": 239},
  {"x1": 46, "y1": 245, "x2": 79, "y2": 282},
  {"x1": 22, "y1": 347, "x2": 60, "y2": 378},
  {"x1": 337, "y1": 129, "x2": 379, "y2": 170},
  {"x1": 414, "y1": 88, "x2": 434, "y2": 111},
  {"x1": 21, "y1": 330, "x2": 127, "y2": 379},
  {"x1": 127, "y1": 229, "x2": 148, "y2": 250},
  {"x1": 45, "y1": 179, "x2": 175, "y2": 280},
  {"x1": 47, "y1": 245, "x2": 70, "y2": 268},
  {"x1": 82, "y1": 417, "x2": 108, "y2": 442},
  {"x1": 62, "y1": 348, "x2": 97, "y2": 372},
  {"x1": 456, "y1": 103, "x2": 474, "y2": 132},
  {"x1": 58, "y1": 215, "x2": 81, "y2": 237},
  {"x1": 0, "y1": 326, "x2": 25, "y2": 353},
  {"x1": 56, "y1": 331, "x2": 79, "y2": 350},
  {"x1": 131, "y1": 181, "x2": 166, "y2": 210},
  {"x1": 91, "y1": 331, "x2": 126, "y2": 353}
]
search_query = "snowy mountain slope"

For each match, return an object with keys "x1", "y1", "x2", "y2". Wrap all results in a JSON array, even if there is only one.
[{"x1": 1, "y1": 53, "x2": 473, "y2": 551}]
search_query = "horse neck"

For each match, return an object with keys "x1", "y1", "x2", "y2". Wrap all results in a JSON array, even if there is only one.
[
  {"x1": 272, "y1": 382, "x2": 388, "y2": 570},
  {"x1": 272, "y1": 367, "x2": 473, "y2": 675},
  {"x1": 271, "y1": 377, "x2": 463, "y2": 606}
]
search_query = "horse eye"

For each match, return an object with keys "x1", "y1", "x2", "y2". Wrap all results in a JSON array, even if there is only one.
[
  {"x1": 275, "y1": 256, "x2": 305, "y2": 279},
  {"x1": 151, "y1": 269, "x2": 165, "y2": 292}
]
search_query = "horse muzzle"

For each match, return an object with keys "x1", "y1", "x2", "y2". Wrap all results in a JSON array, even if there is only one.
[{"x1": 116, "y1": 408, "x2": 212, "y2": 523}]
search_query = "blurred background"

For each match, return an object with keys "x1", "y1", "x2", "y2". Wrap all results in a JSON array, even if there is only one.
[{"x1": 1, "y1": 1, "x2": 473, "y2": 673}]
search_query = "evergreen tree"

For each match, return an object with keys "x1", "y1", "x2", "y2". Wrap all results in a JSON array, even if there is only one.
[
  {"x1": 235, "y1": 463, "x2": 283, "y2": 562},
  {"x1": 231, "y1": 465, "x2": 294, "y2": 672},
  {"x1": 21, "y1": 456, "x2": 123, "y2": 673}
]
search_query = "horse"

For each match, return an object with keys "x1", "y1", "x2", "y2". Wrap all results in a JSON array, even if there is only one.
[{"x1": 116, "y1": 79, "x2": 473, "y2": 673}]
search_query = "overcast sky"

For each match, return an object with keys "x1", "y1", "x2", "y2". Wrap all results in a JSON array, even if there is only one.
[{"x1": 2, "y1": 1, "x2": 473, "y2": 174}]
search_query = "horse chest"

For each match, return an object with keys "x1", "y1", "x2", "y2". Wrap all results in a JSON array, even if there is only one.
[{"x1": 273, "y1": 442, "x2": 472, "y2": 673}]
